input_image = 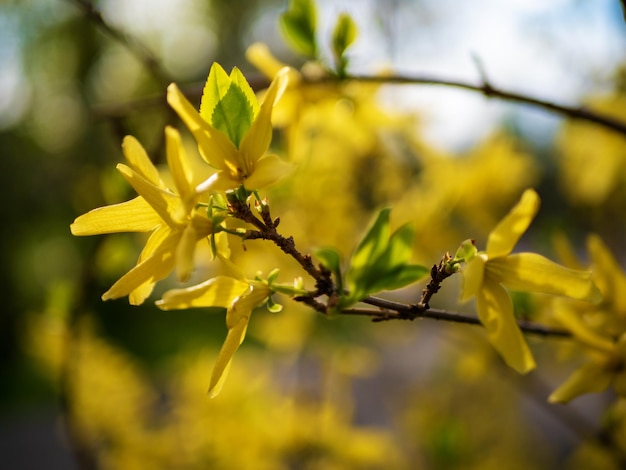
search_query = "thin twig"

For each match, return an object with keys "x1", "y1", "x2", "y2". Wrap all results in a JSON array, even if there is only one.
[
  {"x1": 348, "y1": 297, "x2": 572, "y2": 337},
  {"x1": 341, "y1": 73, "x2": 626, "y2": 136}
]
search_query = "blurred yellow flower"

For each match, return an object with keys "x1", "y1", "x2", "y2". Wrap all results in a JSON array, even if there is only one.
[
  {"x1": 167, "y1": 62, "x2": 293, "y2": 193},
  {"x1": 71, "y1": 127, "x2": 214, "y2": 304},
  {"x1": 461, "y1": 189, "x2": 601, "y2": 374},
  {"x1": 549, "y1": 235, "x2": 626, "y2": 403},
  {"x1": 156, "y1": 259, "x2": 272, "y2": 397}
]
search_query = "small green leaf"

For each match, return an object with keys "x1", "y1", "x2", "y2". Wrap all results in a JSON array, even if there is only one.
[
  {"x1": 331, "y1": 13, "x2": 358, "y2": 76},
  {"x1": 343, "y1": 210, "x2": 426, "y2": 304},
  {"x1": 266, "y1": 296, "x2": 283, "y2": 313},
  {"x1": 200, "y1": 64, "x2": 257, "y2": 147},
  {"x1": 454, "y1": 239, "x2": 478, "y2": 263},
  {"x1": 200, "y1": 63, "x2": 231, "y2": 122},
  {"x1": 280, "y1": 0, "x2": 317, "y2": 57},
  {"x1": 382, "y1": 223, "x2": 414, "y2": 266},
  {"x1": 211, "y1": 84, "x2": 254, "y2": 148},
  {"x1": 364, "y1": 264, "x2": 428, "y2": 294},
  {"x1": 350, "y1": 208, "x2": 391, "y2": 273}
]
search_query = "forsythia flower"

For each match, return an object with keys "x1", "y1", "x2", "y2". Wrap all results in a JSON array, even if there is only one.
[
  {"x1": 549, "y1": 235, "x2": 626, "y2": 403},
  {"x1": 167, "y1": 62, "x2": 292, "y2": 193},
  {"x1": 70, "y1": 127, "x2": 214, "y2": 304},
  {"x1": 156, "y1": 258, "x2": 272, "y2": 397},
  {"x1": 460, "y1": 189, "x2": 601, "y2": 374}
]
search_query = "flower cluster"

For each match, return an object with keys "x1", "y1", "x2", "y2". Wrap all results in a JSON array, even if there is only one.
[
  {"x1": 457, "y1": 189, "x2": 601, "y2": 374},
  {"x1": 72, "y1": 58, "x2": 613, "y2": 401},
  {"x1": 72, "y1": 63, "x2": 292, "y2": 393}
]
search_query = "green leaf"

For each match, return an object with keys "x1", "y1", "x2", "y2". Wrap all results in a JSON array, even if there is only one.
[
  {"x1": 360, "y1": 264, "x2": 428, "y2": 294},
  {"x1": 266, "y1": 296, "x2": 283, "y2": 313},
  {"x1": 200, "y1": 63, "x2": 231, "y2": 122},
  {"x1": 454, "y1": 238, "x2": 478, "y2": 263},
  {"x1": 331, "y1": 13, "x2": 358, "y2": 76},
  {"x1": 350, "y1": 208, "x2": 391, "y2": 273},
  {"x1": 343, "y1": 210, "x2": 427, "y2": 305},
  {"x1": 279, "y1": 0, "x2": 317, "y2": 57},
  {"x1": 382, "y1": 223, "x2": 415, "y2": 267},
  {"x1": 210, "y1": 84, "x2": 254, "y2": 148},
  {"x1": 200, "y1": 64, "x2": 257, "y2": 148}
]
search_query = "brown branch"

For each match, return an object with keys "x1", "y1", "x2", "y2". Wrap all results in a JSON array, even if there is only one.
[
  {"x1": 93, "y1": 70, "x2": 626, "y2": 138},
  {"x1": 341, "y1": 303, "x2": 572, "y2": 338},
  {"x1": 340, "y1": 73, "x2": 626, "y2": 137},
  {"x1": 227, "y1": 194, "x2": 324, "y2": 282}
]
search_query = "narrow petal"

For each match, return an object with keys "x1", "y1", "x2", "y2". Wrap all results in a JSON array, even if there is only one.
[
  {"x1": 476, "y1": 277, "x2": 536, "y2": 374},
  {"x1": 102, "y1": 230, "x2": 179, "y2": 304},
  {"x1": 70, "y1": 197, "x2": 160, "y2": 235},
  {"x1": 167, "y1": 83, "x2": 238, "y2": 170},
  {"x1": 225, "y1": 281, "x2": 271, "y2": 329},
  {"x1": 246, "y1": 43, "x2": 290, "y2": 80},
  {"x1": 587, "y1": 234, "x2": 626, "y2": 313},
  {"x1": 156, "y1": 276, "x2": 249, "y2": 310},
  {"x1": 122, "y1": 135, "x2": 161, "y2": 185},
  {"x1": 460, "y1": 254, "x2": 486, "y2": 302},
  {"x1": 116, "y1": 163, "x2": 179, "y2": 227},
  {"x1": 209, "y1": 317, "x2": 249, "y2": 398},
  {"x1": 548, "y1": 362, "x2": 612, "y2": 403},
  {"x1": 239, "y1": 67, "x2": 289, "y2": 166},
  {"x1": 165, "y1": 126, "x2": 194, "y2": 200},
  {"x1": 486, "y1": 189, "x2": 540, "y2": 258},
  {"x1": 487, "y1": 253, "x2": 602, "y2": 303},
  {"x1": 195, "y1": 170, "x2": 241, "y2": 193},
  {"x1": 242, "y1": 154, "x2": 293, "y2": 191},
  {"x1": 552, "y1": 299, "x2": 615, "y2": 353},
  {"x1": 175, "y1": 223, "x2": 197, "y2": 282}
]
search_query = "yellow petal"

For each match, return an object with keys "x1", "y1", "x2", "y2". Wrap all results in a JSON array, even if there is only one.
[
  {"x1": 70, "y1": 197, "x2": 160, "y2": 235},
  {"x1": 552, "y1": 299, "x2": 615, "y2": 353},
  {"x1": 548, "y1": 361, "x2": 612, "y2": 403},
  {"x1": 165, "y1": 126, "x2": 193, "y2": 201},
  {"x1": 122, "y1": 135, "x2": 161, "y2": 185},
  {"x1": 175, "y1": 223, "x2": 197, "y2": 282},
  {"x1": 486, "y1": 189, "x2": 540, "y2": 258},
  {"x1": 225, "y1": 281, "x2": 272, "y2": 328},
  {"x1": 102, "y1": 230, "x2": 179, "y2": 304},
  {"x1": 460, "y1": 253, "x2": 486, "y2": 302},
  {"x1": 196, "y1": 170, "x2": 241, "y2": 193},
  {"x1": 156, "y1": 276, "x2": 250, "y2": 310},
  {"x1": 487, "y1": 253, "x2": 602, "y2": 303},
  {"x1": 476, "y1": 277, "x2": 536, "y2": 374},
  {"x1": 242, "y1": 154, "x2": 293, "y2": 191},
  {"x1": 116, "y1": 163, "x2": 179, "y2": 227},
  {"x1": 587, "y1": 234, "x2": 626, "y2": 313},
  {"x1": 167, "y1": 83, "x2": 238, "y2": 170},
  {"x1": 209, "y1": 317, "x2": 249, "y2": 398},
  {"x1": 239, "y1": 67, "x2": 289, "y2": 166},
  {"x1": 246, "y1": 43, "x2": 293, "y2": 81}
]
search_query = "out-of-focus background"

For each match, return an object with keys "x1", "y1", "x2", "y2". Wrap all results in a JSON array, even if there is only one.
[{"x1": 2, "y1": 0, "x2": 626, "y2": 468}]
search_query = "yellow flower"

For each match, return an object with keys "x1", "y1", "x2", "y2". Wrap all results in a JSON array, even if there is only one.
[
  {"x1": 549, "y1": 235, "x2": 626, "y2": 403},
  {"x1": 167, "y1": 63, "x2": 292, "y2": 193},
  {"x1": 70, "y1": 127, "x2": 214, "y2": 304},
  {"x1": 156, "y1": 258, "x2": 272, "y2": 397},
  {"x1": 460, "y1": 189, "x2": 601, "y2": 374}
]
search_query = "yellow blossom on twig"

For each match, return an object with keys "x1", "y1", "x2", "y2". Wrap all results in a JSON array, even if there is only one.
[
  {"x1": 70, "y1": 127, "x2": 215, "y2": 304},
  {"x1": 460, "y1": 189, "x2": 601, "y2": 374},
  {"x1": 167, "y1": 63, "x2": 293, "y2": 193}
]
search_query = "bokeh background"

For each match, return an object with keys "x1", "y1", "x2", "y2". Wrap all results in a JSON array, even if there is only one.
[{"x1": 2, "y1": 0, "x2": 626, "y2": 468}]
